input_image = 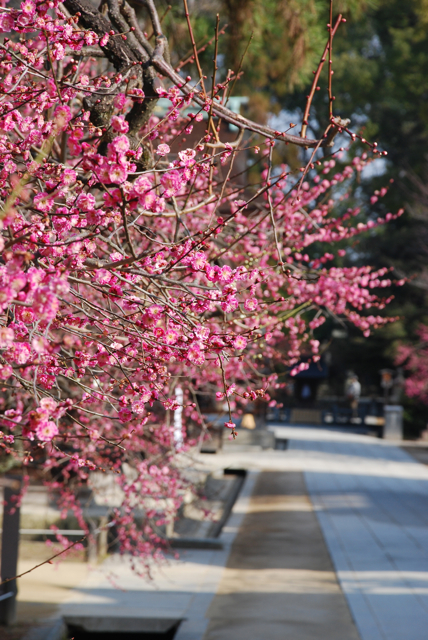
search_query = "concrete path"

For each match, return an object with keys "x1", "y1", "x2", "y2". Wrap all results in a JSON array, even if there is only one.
[
  {"x1": 202, "y1": 470, "x2": 359, "y2": 640},
  {"x1": 14, "y1": 558, "x2": 88, "y2": 640},
  {"x1": 271, "y1": 426, "x2": 428, "y2": 640},
  {"x1": 18, "y1": 426, "x2": 428, "y2": 640},
  {"x1": 57, "y1": 464, "x2": 359, "y2": 640}
]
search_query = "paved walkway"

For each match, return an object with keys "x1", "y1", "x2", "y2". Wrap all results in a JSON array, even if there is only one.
[
  {"x1": 202, "y1": 470, "x2": 359, "y2": 640},
  {"x1": 18, "y1": 426, "x2": 428, "y2": 640},
  {"x1": 271, "y1": 426, "x2": 428, "y2": 640},
  {"x1": 58, "y1": 464, "x2": 359, "y2": 640}
]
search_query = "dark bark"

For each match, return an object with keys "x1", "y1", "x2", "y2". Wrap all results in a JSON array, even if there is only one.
[
  {"x1": 63, "y1": 0, "x2": 159, "y2": 164},
  {"x1": 63, "y1": 0, "x2": 138, "y2": 71},
  {"x1": 63, "y1": 0, "x2": 325, "y2": 150}
]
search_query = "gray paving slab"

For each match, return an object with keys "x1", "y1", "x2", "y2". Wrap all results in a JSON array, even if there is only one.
[{"x1": 269, "y1": 426, "x2": 428, "y2": 640}]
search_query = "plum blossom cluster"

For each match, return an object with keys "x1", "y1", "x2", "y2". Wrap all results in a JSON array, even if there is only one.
[{"x1": 0, "y1": 0, "x2": 402, "y2": 568}]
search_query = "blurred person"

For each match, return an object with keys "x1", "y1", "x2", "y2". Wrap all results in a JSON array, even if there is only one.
[
  {"x1": 346, "y1": 374, "x2": 361, "y2": 418},
  {"x1": 241, "y1": 413, "x2": 256, "y2": 429},
  {"x1": 301, "y1": 383, "x2": 312, "y2": 400}
]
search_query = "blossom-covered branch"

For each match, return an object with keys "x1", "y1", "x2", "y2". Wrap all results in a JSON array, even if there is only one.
[{"x1": 0, "y1": 0, "x2": 402, "y2": 570}]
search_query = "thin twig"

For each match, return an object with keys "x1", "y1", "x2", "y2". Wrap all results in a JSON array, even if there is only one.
[
  {"x1": 182, "y1": 0, "x2": 206, "y2": 96},
  {"x1": 0, "y1": 536, "x2": 87, "y2": 586},
  {"x1": 328, "y1": 0, "x2": 334, "y2": 121},
  {"x1": 224, "y1": 32, "x2": 253, "y2": 108},
  {"x1": 300, "y1": 13, "x2": 342, "y2": 138},
  {"x1": 207, "y1": 13, "x2": 220, "y2": 147},
  {"x1": 177, "y1": 25, "x2": 228, "y2": 71},
  {"x1": 267, "y1": 146, "x2": 283, "y2": 267},
  {"x1": 151, "y1": 54, "x2": 323, "y2": 147}
]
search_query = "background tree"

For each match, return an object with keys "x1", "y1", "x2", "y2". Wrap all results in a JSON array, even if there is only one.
[
  {"x1": 294, "y1": 0, "x2": 428, "y2": 431},
  {"x1": 181, "y1": 0, "x2": 428, "y2": 433}
]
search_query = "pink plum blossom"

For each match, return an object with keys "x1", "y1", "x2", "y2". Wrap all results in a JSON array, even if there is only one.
[
  {"x1": 156, "y1": 143, "x2": 170, "y2": 156},
  {"x1": 35, "y1": 421, "x2": 59, "y2": 442},
  {"x1": 178, "y1": 148, "x2": 196, "y2": 166},
  {"x1": 244, "y1": 298, "x2": 258, "y2": 311},
  {"x1": 109, "y1": 164, "x2": 127, "y2": 183},
  {"x1": 233, "y1": 336, "x2": 247, "y2": 350},
  {"x1": 0, "y1": 327, "x2": 14, "y2": 348},
  {"x1": 187, "y1": 343, "x2": 205, "y2": 365},
  {"x1": 111, "y1": 116, "x2": 129, "y2": 133},
  {"x1": 160, "y1": 170, "x2": 182, "y2": 197}
]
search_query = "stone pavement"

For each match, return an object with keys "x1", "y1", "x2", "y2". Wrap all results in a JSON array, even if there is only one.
[
  {"x1": 16, "y1": 426, "x2": 428, "y2": 640},
  {"x1": 271, "y1": 426, "x2": 428, "y2": 640},
  {"x1": 57, "y1": 467, "x2": 358, "y2": 640},
  {"x1": 202, "y1": 470, "x2": 359, "y2": 640}
]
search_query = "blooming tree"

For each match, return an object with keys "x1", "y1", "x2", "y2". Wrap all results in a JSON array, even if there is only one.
[
  {"x1": 0, "y1": 0, "x2": 403, "y2": 568},
  {"x1": 396, "y1": 325, "x2": 428, "y2": 406}
]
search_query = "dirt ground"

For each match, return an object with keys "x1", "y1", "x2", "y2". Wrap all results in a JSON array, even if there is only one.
[{"x1": 2, "y1": 541, "x2": 88, "y2": 640}]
